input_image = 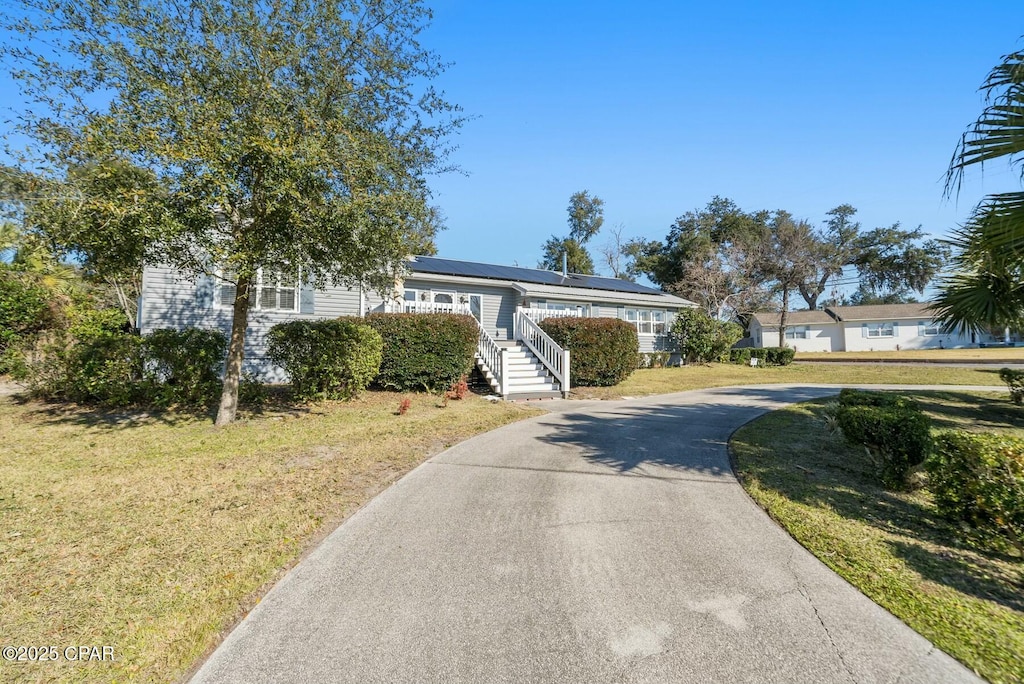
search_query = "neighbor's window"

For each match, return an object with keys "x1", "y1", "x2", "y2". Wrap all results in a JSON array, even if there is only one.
[
  {"x1": 785, "y1": 326, "x2": 809, "y2": 340},
  {"x1": 866, "y1": 323, "x2": 894, "y2": 338},
  {"x1": 921, "y1": 322, "x2": 940, "y2": 336}
]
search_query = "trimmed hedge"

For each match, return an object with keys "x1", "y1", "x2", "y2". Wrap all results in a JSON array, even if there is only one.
[
  {"x1": 268, "y1": 319, "x2": 383, "y2": 401},
  {"x1": 927, "y1": 431, "x2": 1023, "y2": 552},
  {"x1": 835, "y1": 391, "x2": 932, "y2": 489},
  {"x1": 539, "y1": 317, "x2": 638, "y2": 386},
  {"x1": 838, "y1": 387, "x2": 919, "y2": 411},
  {"x1": 360, "y1": 313, "x2": 477, "y2": 393},
  {"x1": 142, "y1": 328, "x2": 227, "y2": 407},
  {"x1": 729, "y1": 347, "x2": 795, "y2": 366}
]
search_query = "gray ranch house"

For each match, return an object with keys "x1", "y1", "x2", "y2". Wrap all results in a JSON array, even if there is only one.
[{"x1": 138, "y1": 256, "x2": 694, "y2": 399}]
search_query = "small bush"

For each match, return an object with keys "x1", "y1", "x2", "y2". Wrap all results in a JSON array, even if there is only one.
[
  {"x1": 670, "y1": 309, "x2": 742, "y2": 364},
  {"x1": 446, "y1": 375, "x2": 469, "y2": 400},
  {"x1": 637, "y1": 352, "x2": 672, "y2": 369},
  {"x1": 729, "y1": 348, "x2": 752, "y2": 365},
  {"x1": 927, "y1": 431, "x2": 1024, "y2": 553},
  {"x1": 397, "y1": 397, "x2": 411, "y2": 415},
  {"x1": 268, "y1": 319, "x2": 383, "y2": 401},
  {"x1": 360, "y1": 313, "x2": 478, "y2": 393},
  {"x1": 999, "y1": 368, "x2": 1024, "y2": 405},
  {"x1": 142, "y1": 328, "x2": 226, "y2": 407},
  {"x1": 835, "y1": 400, "x2": 932, "y2": 489},
  {"x1": 539, "y1": 317, "x2": 638, "y2": 387}
]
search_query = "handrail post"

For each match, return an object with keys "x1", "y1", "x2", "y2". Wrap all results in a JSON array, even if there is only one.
[
  {"x1": 499, "y1": 347, "x2": 509, "y2": 399},
  {"x1": 562, "y1": 349, "x2": 570, "y2": 398}
]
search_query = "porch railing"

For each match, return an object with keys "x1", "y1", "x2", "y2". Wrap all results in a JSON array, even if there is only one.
[
  {"x1": 513, "y1": 310, "x2": 570, "y2": 395},
  {"x1": 385, "y1": 300, "x2": 472, "y2": 315},
  {"x1": 475, "y1": 321, "x2": 508, "y2": 397},
  {"x1": 517, "y1": 306, "x2": 584, "y2": 322}
]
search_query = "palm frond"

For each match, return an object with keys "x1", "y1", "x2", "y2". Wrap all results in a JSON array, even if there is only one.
[{"x1": 929, "y1": 263, "x2": 1024, "y2": 335}]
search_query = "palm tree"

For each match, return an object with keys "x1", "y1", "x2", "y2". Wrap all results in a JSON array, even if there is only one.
[{"x1": 932, "y1": 45, "x2": 1024, "y2": 339}]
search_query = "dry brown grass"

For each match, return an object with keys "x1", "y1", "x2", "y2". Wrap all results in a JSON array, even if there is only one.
[
  {"x1": 795, "y1": 347, "x2": 1024, "y2": 361},
  {"x1": 0, "y1": 391, "x2": 541, "y2": 683},
  {"x1": 570, "y1": 363, "x2": 1003, "y2": 400}
]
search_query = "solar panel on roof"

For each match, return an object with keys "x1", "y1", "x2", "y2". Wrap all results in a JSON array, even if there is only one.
[{"x1": 407, "y1": 256, "x2": 668, "y2": 296}]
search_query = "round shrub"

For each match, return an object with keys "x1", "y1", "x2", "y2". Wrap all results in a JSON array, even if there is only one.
[
  {"x1": 671, "y1": 309, "x2": 742, "y2": 364},
  {"x1": 835, "y1": 402, "x2": 932, "y2": 489},
  {"x1": 538, "y1": 317, "x2": 638, "y2": 387},
  {"x1": 142, "y1": 328, "x2": 227, "y2": 407},
  {"x1": 927, "y1": 432, "x2": 1024, "y2": 553},
  {"x1": 360, "y1": 313, "x2": 478, "y2": 393},
  {"x1": 267, "y1": 319, "x2": 383, "y2": 401},
  {"x1": 0, "y1": 270, "x2": 54, "y2": 354}
]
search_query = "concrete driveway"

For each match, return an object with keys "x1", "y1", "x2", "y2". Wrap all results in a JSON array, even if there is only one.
[{"x1": 192, "y1": 385, "x2": 984, "y2": 683}]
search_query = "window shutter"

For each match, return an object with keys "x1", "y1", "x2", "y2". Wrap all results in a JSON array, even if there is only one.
[
  {"x1": 918, "y1": 321, "x2": 925, "y2": 336},
  {"x1": 617, "y1": 305, "x2": 625, "y2": 320},
  {"x1": 195, "y1": 275, "x2": 215, "y2": 309},
  {"x1": 861, "y1": 323, "x2": 868, "y2": 338},
  {"x1": 892, "y1": 321, "x2": 899, "y2": 337},
  {"x1": 299, "y1": 282, "x2": 316, "y2": 315}
]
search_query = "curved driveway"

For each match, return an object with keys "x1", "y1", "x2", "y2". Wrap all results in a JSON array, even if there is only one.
[{"x1": 193, "y1": 385, "x2": 987, "y2": 683}]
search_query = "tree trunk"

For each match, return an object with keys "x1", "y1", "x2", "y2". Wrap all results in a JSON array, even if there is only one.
[
  {"x1": 215, "y1": 274, "x2": 253, "y2": 426},
  {"x1": 779, "y1": 287, "x2": 790, "y2": 347}
]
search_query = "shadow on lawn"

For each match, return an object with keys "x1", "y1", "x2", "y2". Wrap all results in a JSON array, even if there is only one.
[{"x1": 9, "y1": 385, "x2": 311, "y2": 430}]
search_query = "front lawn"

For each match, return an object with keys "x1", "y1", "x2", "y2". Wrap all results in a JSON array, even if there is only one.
[
  {"x1": 731, "y1": 391, "x2": 1024, "y2": 683},
  {"x1": 570, "y1": 363, "x2": 1002, "y2": 400},
  {"x1": 795, "y1": 348, "x2": 1024, "y2": 362},
  {"x1": 0, "y1": 390, "x2": 541, "y2": 683}
]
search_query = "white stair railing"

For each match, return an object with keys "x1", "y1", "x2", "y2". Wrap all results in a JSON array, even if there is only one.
[
  {"x1": 475, "y1": 320, "x2": 508, "y2": 398},
  {"x1": 513, "y1": 311, "x2": 570, "y2": 396}
]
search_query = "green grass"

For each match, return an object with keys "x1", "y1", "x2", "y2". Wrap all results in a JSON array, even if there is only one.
[
  {"x1": 0, "y1": 390, "x2": 542, "y2": 683},
  {"x1": 571, "y1": 363, "x2": 1002, "y2": 400},
  {"x1": 731, "y1": 391, "x2": 1024, "y2": 683},
  {"x1": 796, "y1": 348, "x2": 1024, "y2": 361}
]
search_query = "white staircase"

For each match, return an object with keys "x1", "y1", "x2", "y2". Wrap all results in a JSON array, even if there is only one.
[{"x1": 476, "y1": 341, "x2": 563, "y2": 399}]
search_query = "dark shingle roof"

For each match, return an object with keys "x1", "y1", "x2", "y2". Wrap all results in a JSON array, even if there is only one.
[{"x1": 407, "y1": 256, "x2": 673, "y2": 297}]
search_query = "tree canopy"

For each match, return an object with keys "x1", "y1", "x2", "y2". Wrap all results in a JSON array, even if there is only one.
[
  {"x1": 1, "y1": 0, "x2": 463, "y2": 424},
  {"x1": 538, "y1": 190, "x2": 604, "y2": 274},
  {"x1": 630, "y1": 197, "x2": 947, "y2": 330},
  {"x1": 933, "y1": 44, "x2": 1024, "y2": 336}
]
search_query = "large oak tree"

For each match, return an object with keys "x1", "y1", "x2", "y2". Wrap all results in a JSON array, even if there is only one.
[{"x1": 1, "y1": 0, "x2": 462, "y2": 424}]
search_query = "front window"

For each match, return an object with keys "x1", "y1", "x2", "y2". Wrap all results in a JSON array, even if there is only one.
[
  {"x1": 218, "y1": 267, "x2": 299, "y2": 312},
  {"x1": 403, "y1": 289, "x2": 417, "y2": 302},
  {"x1": 433, "y1": 292, "x2": 454, "y2": 304},
  {"x1": 625, "y1": 309, "x2": 666, "y2": 335},
  {"x1": 867, "y1": 323, "x2": 894, "y2": 338},
  {"x1": 785, "y1": 326, "x2": 809, "y2": 340}
]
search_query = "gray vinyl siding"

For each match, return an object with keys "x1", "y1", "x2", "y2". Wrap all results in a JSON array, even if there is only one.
[
  {"x1": 139, "y1": 265, "x2": 361, "y2": 381},
  {"x1": 401, "y1": 278, "x2": 516, "y2": 340}
]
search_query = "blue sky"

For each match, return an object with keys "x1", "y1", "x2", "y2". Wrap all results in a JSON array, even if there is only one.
[
  {"x1": 419, "y1": 1, "x2": 1024, "y2": 276},
  {"x1": 1, "y1": 1, "x2": 1022, "y2": 286}
]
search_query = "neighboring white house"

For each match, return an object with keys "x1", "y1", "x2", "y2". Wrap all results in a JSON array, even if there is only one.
[
  {"x1": 138, "y1": 255, "x2": 695, "y2": 398},
  {"x1": 748, "y1": 303, "x2": 978, "y2": 352}
]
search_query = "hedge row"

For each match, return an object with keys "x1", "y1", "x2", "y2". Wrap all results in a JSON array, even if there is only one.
[
  {"x1": 360, "y1": 313, "x2": 478, "y2": 393},
  {"x1": 21, "y1": 318, "x2": 229, "y2": 408},
  {"x1": 539, "y1": 317, "x2": 638, "y2": 387},
  {"x1": 728, "y1": 347, "x2": 796, "y2": 366}
]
